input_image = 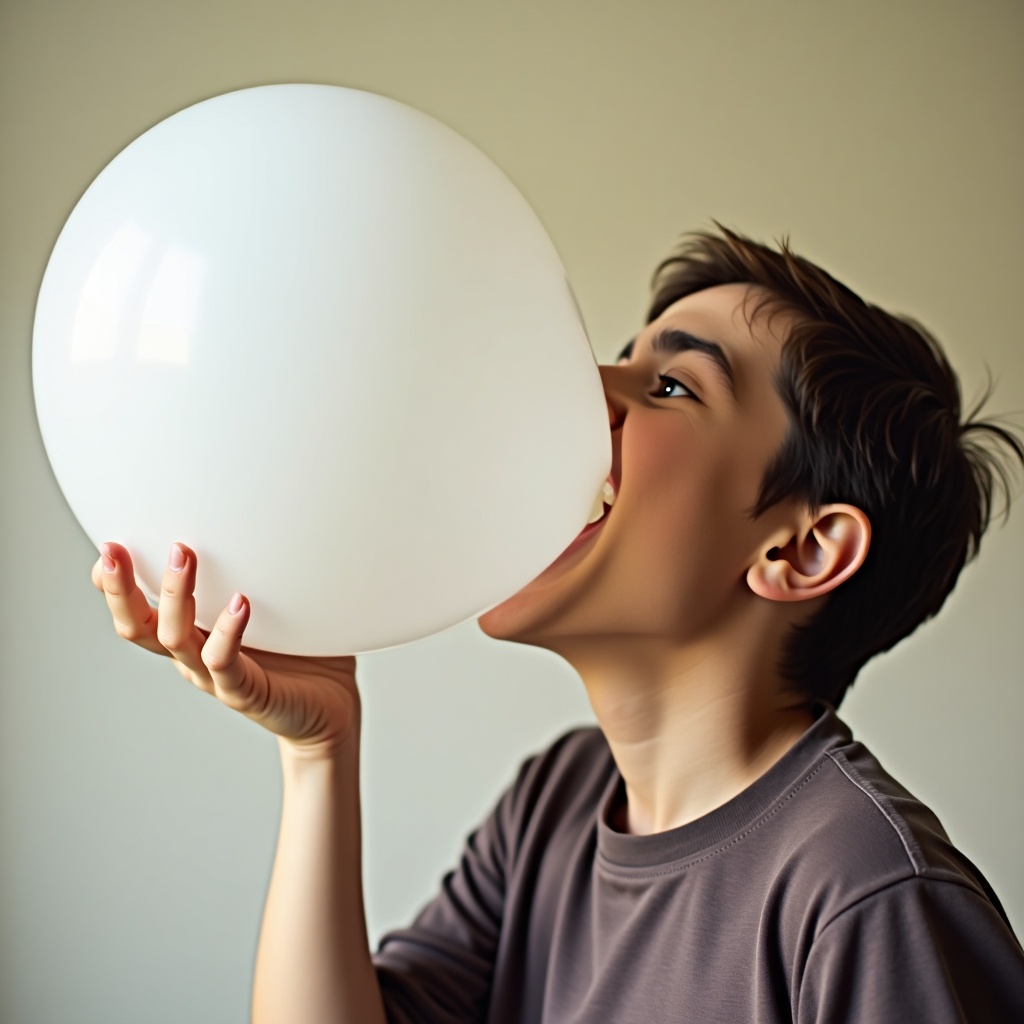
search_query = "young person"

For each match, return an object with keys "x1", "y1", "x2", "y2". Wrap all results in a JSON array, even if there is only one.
[{"x1": 94, "y1": 225, "x2": 1024, "y2": 1022}]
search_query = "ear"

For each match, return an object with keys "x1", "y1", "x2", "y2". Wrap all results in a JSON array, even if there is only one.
[{"x1": 746, "y1": 504, "x2": 871, "y2": 603}]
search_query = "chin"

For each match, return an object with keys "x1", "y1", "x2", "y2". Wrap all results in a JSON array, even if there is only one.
[
  {"x1": 476, "y1": 577, "x2": 590, "y2": 651},
  {"x1": 477, "y1": 597, "x2": 532, "y2": 644},
  {"x1": 475, "y1": 578, "x2": 549, "y2": 642}
]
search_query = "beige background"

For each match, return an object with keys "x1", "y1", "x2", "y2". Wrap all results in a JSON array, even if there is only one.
[{"x1": 2, "y1": 2, "x2": 1022, "y2": 1021}]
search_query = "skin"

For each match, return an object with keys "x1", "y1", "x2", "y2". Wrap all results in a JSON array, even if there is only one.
[
  {"x1": 91, "y1": 540, "x2": 360, "y2": 758},
  {"x1": 478, "y1": 282, "x2": 871, "y2": 835},
  {"x1": 93, "y1": 504, "x2": 382, "y2": 1024}
]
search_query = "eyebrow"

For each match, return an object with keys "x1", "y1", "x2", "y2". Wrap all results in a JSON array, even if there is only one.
[{"x1": 616, "y1": 328, "x2": 737, "y2": 400}]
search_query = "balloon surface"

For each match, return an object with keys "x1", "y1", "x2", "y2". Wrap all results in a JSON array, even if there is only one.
[{"x1": 33, "y1": 84, "x2": 611, "y2": 654}]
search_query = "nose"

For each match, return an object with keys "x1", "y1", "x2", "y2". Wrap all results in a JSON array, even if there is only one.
[{"x1": 599, "y1": 363, "x2": 627, "y2": 431}]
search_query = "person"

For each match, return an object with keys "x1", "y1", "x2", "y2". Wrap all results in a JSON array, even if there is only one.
[{"x1": 94, "y1": 224, "x2": 1024, "y2": 1023}]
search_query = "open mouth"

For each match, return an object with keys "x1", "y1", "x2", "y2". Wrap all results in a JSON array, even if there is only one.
[
  {"x1": 556, "y1": 471, "x2": 619, "y2": 556},
  {"x1": 535, "y1": 451, "x2": 622, "y2": 577},
  {"x1": 534, "y1": 473, "x2": 618, "y2": 577},
  {"x1": 585, "y1": 477, "x2": 617, "y2": 527}
]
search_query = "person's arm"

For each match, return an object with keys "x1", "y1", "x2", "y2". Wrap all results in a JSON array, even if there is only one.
[
  {"x1": 252, "y1": 735, "x2": 387, "y2": 1024},
  {"x1": 92, "y1": 542, "x2": 387, "y2": 1024},
  {"x1": 796, "y1": 875, "x2": 1024, "y2": 1023}
]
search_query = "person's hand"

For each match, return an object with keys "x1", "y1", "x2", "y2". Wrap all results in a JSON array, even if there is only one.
[{"x1": 92, "y1": 542, "x2": 359, "y2": 759}]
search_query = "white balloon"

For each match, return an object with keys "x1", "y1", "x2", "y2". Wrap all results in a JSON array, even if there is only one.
[{"x1": 33, "y1": 84, "x2": 610, "y2": 654}]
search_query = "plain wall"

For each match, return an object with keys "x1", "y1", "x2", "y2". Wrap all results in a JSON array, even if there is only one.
[{"x1": 2, "y1": 2, "x2": 1022, "y2": 1021}]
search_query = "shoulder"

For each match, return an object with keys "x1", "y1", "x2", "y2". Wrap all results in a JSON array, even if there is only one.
[
  {"x1": 797, "y1": 873, "x2": 1024, "y2": 1020},
  {"x1": 778, "y1": 710, "x2": 1014, "y2": 939},
  {"x1": 752, "y1": 711, "x2": 1024, "y2": 1014}
]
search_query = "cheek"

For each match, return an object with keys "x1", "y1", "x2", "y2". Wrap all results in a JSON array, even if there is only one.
[
  {"x1": 619, "y1": 438, "x2": 726, "y2": 577},
  {"x1": 625, "y1": 422, "x2": 730, "y2": 515},
  {"x1": 622, "y1": 422, "x2": 761, "y2": 574}
]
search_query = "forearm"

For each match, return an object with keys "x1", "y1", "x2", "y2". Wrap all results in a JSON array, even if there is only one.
[{"x1": 252, "y1": 735, "x2": 387, "y2": 1024}]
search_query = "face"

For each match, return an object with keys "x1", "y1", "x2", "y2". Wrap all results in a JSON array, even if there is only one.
[{"x1": 477, "y1": 283, "x2": 799, "y2": 655}]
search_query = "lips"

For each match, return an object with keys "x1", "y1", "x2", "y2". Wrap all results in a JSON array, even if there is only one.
[
  {"x1": 589, "y1": 448, "x2": 621, "y2": 532},
  {"x1": 601, "y1": 450, "x2": 621, "y2": 517},
  {"x1": 608, "y1": 445, "x2": 621, "y2": 502},
  {"x1": 555, "y1": 466, "x2": 619, "y2": 558},
  {"x1": 533, "y1": 442, "x2": 620, "y2": 578}
]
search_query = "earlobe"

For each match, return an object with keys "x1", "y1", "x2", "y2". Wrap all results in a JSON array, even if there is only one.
[{"x1": 747, "y1": 504, "x2": 871, "y2": 603}]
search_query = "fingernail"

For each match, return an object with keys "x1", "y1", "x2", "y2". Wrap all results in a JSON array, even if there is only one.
[
  {"x1": 168, "y1": 544, "x2": 186, "y2": 572},
  {"x1": 101, "y1": 545, "x2": 116, "y2": 573},
  {"x1": 228, "y1": 592, "x2": 245, "y2": 615}
]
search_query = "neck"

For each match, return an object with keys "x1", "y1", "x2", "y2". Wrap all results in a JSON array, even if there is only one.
[{"x1": 550, "y1": 618, "x2": 816, "y2": 836}]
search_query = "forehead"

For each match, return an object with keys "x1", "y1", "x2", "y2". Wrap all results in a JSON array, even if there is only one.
[{"x1": 653, "y1": 283, "x2": 793, "y2": 368}]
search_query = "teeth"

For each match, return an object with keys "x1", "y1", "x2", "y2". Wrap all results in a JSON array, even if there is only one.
[{"x1": 585, "y1": 480, "x2": 617, "y2": 525}]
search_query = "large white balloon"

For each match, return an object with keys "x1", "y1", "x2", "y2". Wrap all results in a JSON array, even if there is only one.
[{"x1": 33, "y1": 84, "x2": 610, "y2": 654}]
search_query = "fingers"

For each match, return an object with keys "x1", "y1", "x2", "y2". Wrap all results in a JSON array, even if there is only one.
[
  {"x1": 155, "y1": 543, "x2": 209, "y2": 676},
  {"x1": 95, "y1": 541, "x2": 258, "y2": 705},
  {"x1": 200, "y1": 594, "x2": 261, "y2": 711},
  {"x1": 97, "y1": 543, "x2": 166, "y2": 656}
]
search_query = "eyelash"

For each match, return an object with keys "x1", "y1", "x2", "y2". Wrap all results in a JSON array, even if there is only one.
[{"x1": 653, "y1": 374, "x2": 699, "y2": 401}]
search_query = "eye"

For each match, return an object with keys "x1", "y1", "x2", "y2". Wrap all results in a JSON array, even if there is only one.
[{"x1": 653, "y1": 374, "x2": 699, "y2": 401}]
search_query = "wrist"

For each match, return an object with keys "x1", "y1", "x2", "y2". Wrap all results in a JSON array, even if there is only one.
[{"x1": 277, "y1": 732, "x2": 359, "y2": 778}]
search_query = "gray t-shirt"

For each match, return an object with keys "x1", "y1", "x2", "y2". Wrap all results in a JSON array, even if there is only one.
[{"x1": 373, "y1": 706, "x2": 1024, "y2": 1022}]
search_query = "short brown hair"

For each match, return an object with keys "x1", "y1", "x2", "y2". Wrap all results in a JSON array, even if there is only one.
[{"x1": 644, "y1": 223, "x2": 1023, "y2": 707}]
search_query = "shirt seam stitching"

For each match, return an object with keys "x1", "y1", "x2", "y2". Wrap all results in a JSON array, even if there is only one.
[
  {"x1": 824, "y1": 749, "x2": 925, "y2": 875},
  {"x1": 596, "y1": 759, "x2": 829, "y2": 880},
  {"x1": 808, "y1": 873, "x2": 988, "y2": 945},
  {"x1": 794, "y1": 874, "x2": 991, "y2": 1008}
]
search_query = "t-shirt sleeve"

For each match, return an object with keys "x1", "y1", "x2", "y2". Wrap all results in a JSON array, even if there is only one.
[
  {"x1": 796, "y1": 875, "x2": 1024, "y2": 1023},
  {"x1": 370, "y1": 760, "x2": 523, "y2": 1024}
]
